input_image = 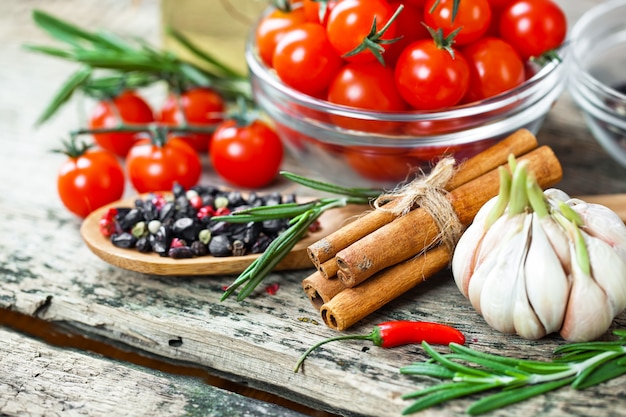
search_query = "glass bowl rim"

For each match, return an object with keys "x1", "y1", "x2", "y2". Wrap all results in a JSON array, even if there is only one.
[
  {"x1": 245, "y1": 16, "x2": 568, "y2": 122},
  {"x1": 569, "y1": 0, "x2": 626, "y2": 102}
]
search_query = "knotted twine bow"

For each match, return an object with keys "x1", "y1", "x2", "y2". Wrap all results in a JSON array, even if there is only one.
[{"x1": 373, "y1": 157, "x2": 465, "y2": 256}]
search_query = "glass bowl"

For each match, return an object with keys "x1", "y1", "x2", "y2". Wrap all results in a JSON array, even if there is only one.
[
  {"x1": 245, "y1": 11, "x2": 569, "y2": 187},
  {"x1": 569, "y1": 0, "x2": 626, "y2": 168}
]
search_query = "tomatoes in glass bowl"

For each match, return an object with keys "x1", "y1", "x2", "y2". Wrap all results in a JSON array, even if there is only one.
[{"x1": 246, "y1": 1, "x2": 569, "y2": 187}]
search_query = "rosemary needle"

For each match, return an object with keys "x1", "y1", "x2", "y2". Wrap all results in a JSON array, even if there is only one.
[
  {"x1": 401, "y1": 331, "x2": 626, "y2": 415},
  {"x1": 217, "y1": 172, "x2": 381, "y2": 301}
]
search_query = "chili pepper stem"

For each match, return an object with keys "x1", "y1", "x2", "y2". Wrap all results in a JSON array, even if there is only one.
[{"x1": 294, "y1": 332, "x2": 376, "y2": 373}]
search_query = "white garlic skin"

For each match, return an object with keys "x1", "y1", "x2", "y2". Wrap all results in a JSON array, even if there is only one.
[
  {"x1": 559, "y1": 240, "x2": 614, "y2": 342},
  {"x1": 452, "y1": 189, "x2": 626, "y2": 342},
  {"x1": 523, "y1": 213, "x2": 569, "y2": 336},
  {"x1": 567, "y1": 199, "x2": 626, "y2": 264}
]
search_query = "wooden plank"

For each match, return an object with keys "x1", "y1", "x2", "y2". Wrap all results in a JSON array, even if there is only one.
[{"x1": 0, "y1": 327, "x2": 309, "y2": 417}]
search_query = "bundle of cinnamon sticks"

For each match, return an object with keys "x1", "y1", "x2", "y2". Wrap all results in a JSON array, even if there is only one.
[{"x1": 301, "y1": 129, "x2": 564, "y2": 331}]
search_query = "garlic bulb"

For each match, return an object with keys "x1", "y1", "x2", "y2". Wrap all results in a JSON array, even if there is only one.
[{"x1": 452, "y1": 156, "x2": 626, "y2": 342}]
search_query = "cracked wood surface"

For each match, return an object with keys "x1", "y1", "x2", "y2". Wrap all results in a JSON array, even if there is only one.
[
  {"x1": 0, "y1": 327, "x2": 308, "y2": 417},
  {"x1": 2, "y1": 1, "x2": 626, "y2": 417}
]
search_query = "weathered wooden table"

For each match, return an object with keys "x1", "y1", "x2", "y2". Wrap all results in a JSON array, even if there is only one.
[{"x1": 2, "y1": 1, "x2": 626, "y2": 416}]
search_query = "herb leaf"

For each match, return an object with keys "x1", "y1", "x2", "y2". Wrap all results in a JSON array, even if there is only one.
[
  {"x1": 219, "y1": 172, "x2": 381, "y2": 301},
  {"x1": 402, "y1": 333, "x2": 626, "y2": 415}
]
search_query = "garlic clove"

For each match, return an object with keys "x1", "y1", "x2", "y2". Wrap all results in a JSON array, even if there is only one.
[
  {"x1": 513, "y1": 215, "x2": 547, "y2": 339},
  {"x1": 467, "y1": 244, "x2": 499, "y2": 314},
  {"x1": 452, "y1": 197, "x2": 498, "y2": 297},
  {"x1": 582, "y1": 230, "x2": 626, "y2": 316},
  {"x1": 537, "y1": 214, "x2": 572, "y2": 271},
  {"x1": 467, "y1": 213, "x2": 519, "y2": 312},
  {"x1": 479, "y1": 214, "x2": 529, "y2": 334},
  {"x1": 452, "y1": 221, "x2": 485, "y2": 297},
  {"x1": 568, "y1": 199, "x2": 626, "y2": 264},
  {"x1": 560, "y1": 241, "x2": 614, "y2": 342},
  {"x1": 524, "y1": 213, "x2": 569, "y2": 335},
  {"x1": 544, "y1": 188, "x2": 571, "y2": 205}
]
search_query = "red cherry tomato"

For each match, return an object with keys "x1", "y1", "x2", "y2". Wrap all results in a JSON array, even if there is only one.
[
  {"x1": 256, "y1": 7, "x2": 307, "y2": 67},
  {"x1": 88, "y1": 90, "x2": 154, "y2": 158},
  {"x1": 272, "y1": 23, "x2": 343, "y2": 97},
  {"x1": 424, "y1": 0, "x2": 492, "y2": 46},
  {"x1": 57, "y1": 145, "x2": 125, "y2": 218},
  {"x1": 157, "y1": 87, "x2": 225, "y2": 152},
  {"x1": 394, "y1": 39, "x2": 470, "y2": 110},
  {"x1": 328, "y1": 62, "x2": 407, "y2": 112},
  {"x1": 210, "y1": 119, "x2": 284, "y2": 189},
  {"x1": 327, "y1": 62, "x2": 407, "y2": 132},
  {"x1": 326, "y1": 0, "x2": 398, "y2": 64},
  {"x1": 385, "y1": 1, "x2": 430, "y2": 66},
  {"x1": 345, "y1": 146, "x2": 420, "y2": 183},
  {"x1": 498, "y1": 0, "x2": 567, "y2": 60},
  {"x1": 403, "y1": 0, "x2": 426, "y2": 7},
  {"x1": 461, "y1": 36, "x2": 525, "y2": 103},
  {"x1": 302, "y1": 0, "x2": 339, "y2": 25},
  {"x1": 126, "y1": 136, "x2": 202, "y2": 193},
  {"x1": 487, "y1": 0, "x2": 514, "y2": 8}
]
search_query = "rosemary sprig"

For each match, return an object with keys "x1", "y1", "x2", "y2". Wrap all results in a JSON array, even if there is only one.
[
  {"x1": 25, "y1": 10, "x2": 251, "y2": 125},
  {"x1": 215, "y1": 171, "x2": 381, "y2": 301},
  {"x1": 400, "y1": 331, "x2": 626, "y2": 415}
]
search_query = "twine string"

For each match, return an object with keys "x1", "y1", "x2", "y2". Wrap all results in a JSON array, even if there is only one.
[{"x1": 373, "y1": 157, "x2": 465, "y2": 255}]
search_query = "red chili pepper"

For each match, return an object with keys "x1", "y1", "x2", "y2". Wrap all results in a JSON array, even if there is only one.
[{"x1": 293, "y1": 320, "x2": 465, "y2": 373}]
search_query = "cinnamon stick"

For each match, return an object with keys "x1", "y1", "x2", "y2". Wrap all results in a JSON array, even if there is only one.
[
  {"x1": 318, "y1": 258, "x2": 338, "y2": 280},
  {"x1": 320, "y1": 246, "x2": 451, "y2": 331},
  {"x1": 302, "y1": 270, "x2": 345, "y2": 310},
  {"x1": 306, "y1": 128, "x2": 539, "y2": 268},
  {"x1": 334, "y1": 145, "x2": 563, "y2": 288}
]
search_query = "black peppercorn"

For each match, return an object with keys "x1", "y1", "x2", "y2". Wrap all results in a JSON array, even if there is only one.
[
  {"x1": 190, "y1": 240, "x2": 208, "y2": 257},
  {"x1": 208, "y1": 234, "x2": 232, "y2": 257},
  {"x1": 172, "y1": 217, "x2": 202, "y2": 242},
  {"x1": 152, "y1": 225, "x2": 172, "y2": 256},
  {"x1": 118, "y1": 208, "x2": 144, "y2": 230},
  {"x1": 169, "y1": 246, "x2": 194, "y2": 259},
  {"x1": 136, "y1": 236, "x2": 152, "y2": 253},
  {"x1": 111, "y1": 232, "x2": 137, "y2": 249}
]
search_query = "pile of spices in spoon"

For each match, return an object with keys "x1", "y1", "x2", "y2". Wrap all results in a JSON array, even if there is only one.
[{"x1": 99, "y1": 182, "x2": 303, "y2": 259}]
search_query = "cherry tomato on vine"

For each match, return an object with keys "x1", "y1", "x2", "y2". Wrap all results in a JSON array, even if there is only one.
[
  {"x1": 272, "y1": 23, "x2": 343, "y2": 97},
  {"x1": 88, "y1": 90, "x2": 154, "y2": 158},
  {"x1": 461, "y1": 36, "x2": 525, "y2": 103},
  {"x1": 394, "y1": 38, "x2": 470, "y2": 110},
  {"x1": 423, "y1": 0, "x2": 492, "y2": 46},
  {"x1": 126, "y1": 136, "x2": 202, "y2": 193},
  {"x1": 326, "y1": 0, "x2": 399, "y2": 64},
  {"x1": 384, "y1": 1, "x2": 430, "y2": 66},
  {"x1": 255, "y1": 7, "x2": 307, "y2": 67},
  {"x1": 210, "y1": 119, "x2": 284, "y2": 189},
  {"x1": 57, "y1": 141, "x2": 125, "y2": 218},
  {"x1": 157, "y1": 87, "x2": 225, "y2": 152},
  {"x1": 498, "y1": 0, "x2": 567, "y2": 60},
  {"x1": 302, "y1": 0, "x2": 339, "y2": 25}
]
